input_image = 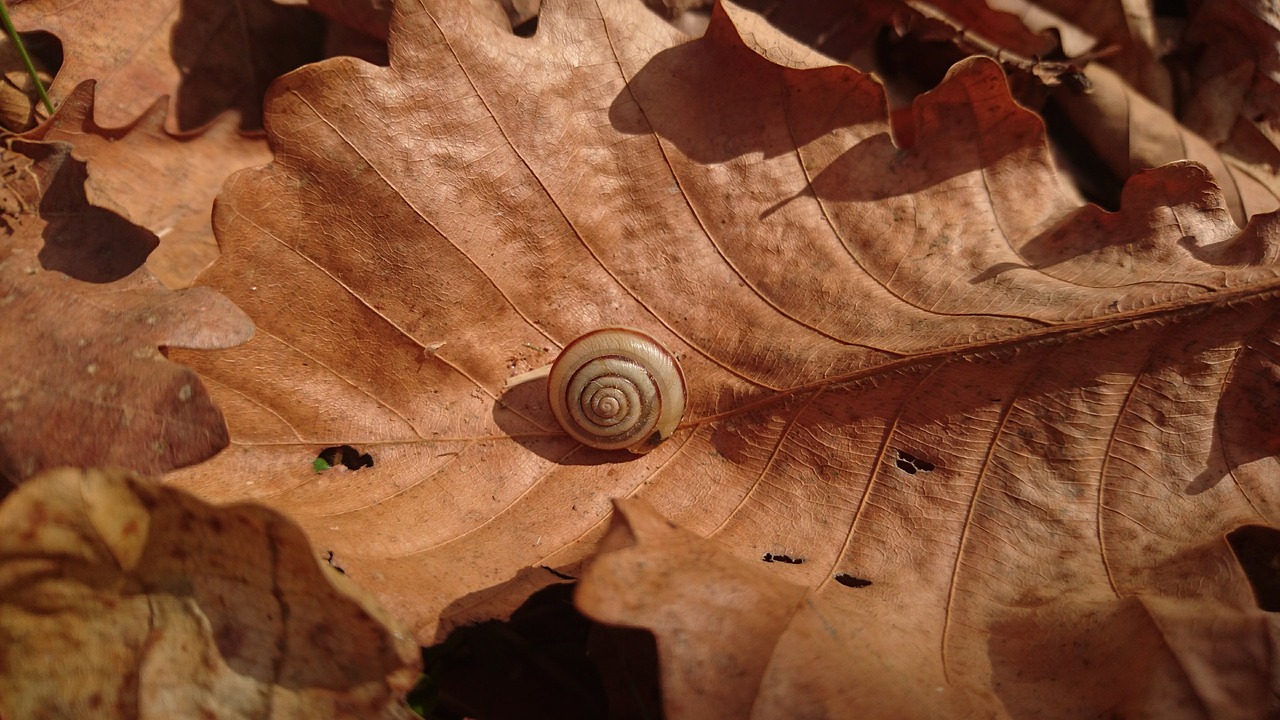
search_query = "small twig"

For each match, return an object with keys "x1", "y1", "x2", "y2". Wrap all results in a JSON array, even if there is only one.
[
  {"x1": 0, "y1": 1, "x2": 53, "y2": 115},
  {"x1": 905, "y1": 1, "x2": 1091, "y2": 91}
]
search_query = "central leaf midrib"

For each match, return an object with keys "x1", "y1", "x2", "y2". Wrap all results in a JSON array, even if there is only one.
[{"x1": 694, "y1": 278, "x2": 1280, "y2": 424}]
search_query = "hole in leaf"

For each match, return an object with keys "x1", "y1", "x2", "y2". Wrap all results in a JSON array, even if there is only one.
[
  {"x1": 834, "y1": 573, "x2": 873, "y2": 588},
  {"x1": 1228, "y1": 525, "x2": 1280, "y2": 611},
  {"x1": 323, "y1": 550, "x2": 345, "y2": 574},
  {"x1": 762, "y1": 553, "x2": 804, "y2": 564},
  {"x1": 895, "y1": 449, "x2": 935, "y2": 474},
  {"x1": 314, "y1": 445, "x2": 373, "y2": 472}
]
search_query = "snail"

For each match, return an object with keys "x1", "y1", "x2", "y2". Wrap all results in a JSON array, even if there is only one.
[{"x1": 546, "y1": 328, "x2": 686, "y2": 453}]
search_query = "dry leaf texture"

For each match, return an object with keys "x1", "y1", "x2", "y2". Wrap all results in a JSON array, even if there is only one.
[
  {"x1": 1011, "y1": 0, "x2": 1171, "y2": 104},
  {"x1": 0, "y1": 35, "x2": 55, "y2": 131},
  {"x1": 971, "y1": 0, "x2": 1096, "y2": 56},
  {"x1": 11, "y1": 0, "x2": 325, "y2": 131},
  {"x1": 166, "y1": 2, "x2": 1280, "y2": 706},
  {"x1": 22, "y1": 81, "x2": 274, "y2": 287},
  {"x1": 730, "y1": 1, "x2": 1280, "y2": 226},
  {"x1": 0, "y1": 141, "x2": 253, "y2": 483},
  {"x1": 580, "y1": 499, "x2": 1280, "y2": 719},
  {"x1": 0, "y1": 467, "x2": 420, "y2": 719},
  {"x1": 1181, "y1": 0, "x2": 1280, "y2": 149},
  {"x1": 1055, "y1": 63, "x2": 1280, "y2": 227},
  {"x1": 282, "y1": 0, "x2": 395, "y2": 41}
]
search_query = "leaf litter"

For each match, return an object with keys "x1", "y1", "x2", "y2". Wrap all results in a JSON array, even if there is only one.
[
  {"x1": 0, "y1": 467, "x2": 419, "y2": 719},
  {"x1": 0, "y1": 138, "x2": 253, "y2": 485},
  {"x1": 3, "y1": 0, "x2": 1280, "y2": 717}
]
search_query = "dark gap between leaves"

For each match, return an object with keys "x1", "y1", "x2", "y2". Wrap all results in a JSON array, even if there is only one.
[
  {"x1": 21, "y1": 31, "x2": 63, "y2": 77},
  {"x1": 1041, "y1": 99, "x2": 1124, "y2": 213},
  {"x1": 1228, "y1": 525, "x2": 1280, "y2": 612},
  {"x1": 512, "y1": 16, "x2": 538, "y2": 38},
  {"x1": 1152, "y1": 0, "x2": 1187, "y2": 19},
  {"x1": 410, "y1": 583, "x2": 647, "y2": 720}
]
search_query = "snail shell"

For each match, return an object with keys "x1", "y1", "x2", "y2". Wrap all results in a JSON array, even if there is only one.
[{"x1": 548, "y1": 328, "x2": 686, "y2": 453}]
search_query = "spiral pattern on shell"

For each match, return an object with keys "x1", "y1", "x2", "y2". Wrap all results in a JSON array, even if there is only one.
[{"x1": 547, "y1": 328, "x2": 686, "y2": 453}]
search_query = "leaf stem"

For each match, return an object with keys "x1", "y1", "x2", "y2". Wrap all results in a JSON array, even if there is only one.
[{"x1": 0, "y1": 1, "x2": 53, "y2": 115}]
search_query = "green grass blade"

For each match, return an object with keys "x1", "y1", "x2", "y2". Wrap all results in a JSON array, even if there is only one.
[{"x1": 0, "y1": 1, "x2": 53, "y2": 115}]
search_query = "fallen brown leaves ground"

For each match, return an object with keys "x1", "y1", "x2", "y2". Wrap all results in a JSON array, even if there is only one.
[
  {"x1": 0, "y1": 468, "x2": 419, "y2": 719},
  {"x1": 2, "y1": 0, "x2": 1280, "y2": 718}
]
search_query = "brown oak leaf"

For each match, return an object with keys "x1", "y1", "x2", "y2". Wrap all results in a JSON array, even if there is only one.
[
  {"x1": 1179, "y1": 1, "x2": 1280, "y2": 192},
  {"x1": 1002, "y1": 0, "x2": 1172, "y2": 105},
  {"x1": 0, "y1": 467, "x2": 420, "y2": 719},
  {"x1": 21, "y1": 81, "x2": 274, "y2": 287},
  {"x1": 729, "y1": 1, "x2": 1280, "y2": 227},
  {"x1": 1054, "y1": 62, "x2": 1280, "y2": 228},
  {"x1": 726, "y1": 0, "x2": 1094, "y2": 94},
  {"x1": 578, "y1": 499, "x2": 1279, "y2": 719},
  {"x1": 0, "y1": 140, "x2": 253, "y2": 484},
  {"x1": 0, "y1": 35, "x2": 56, "y2": 132},
  {"x1": 278, "y1": 0, "x2": 395, "y2": 41},
  {"x1": 163, "y1": 5, "x2": 1280, "y2": 706},
  {"x1": 10, "y1": 0, "x2": 326, "y2": 131}
]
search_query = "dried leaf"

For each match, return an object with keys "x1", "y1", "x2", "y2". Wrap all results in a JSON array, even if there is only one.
[
  {"x1": 1008, "y1": 0, "x2": 1174, "y2": 106},
  {"x1": 643, "y1": 0, "x2": 709, "y2": 21},
  {"x1": 982, "y1": 0, "x2": 1096, "y2": 56},
  {"x1": 727, "y1": 0, "x2": 1091, "y2": 93},
  {"x1": 906, "y1": 0, "x2": 1063, "y2": 60},
  {"x1": 164, "y1": 8, "x2": 1280, "y2": 704},
  {"x1": 1054, "y1": 62, "x2": 1280, "y2": 226},
  {"x1": 0, "y1": 141, "x2": 253, "y2": 483},
  {"x1": 21, "y1": 81, "x2": 273, "y2": 288},
  {"x1": 578, "y1": 500, "x2": 1280, "y2": 719},
  {"x1": 0, "y1": 35, "x2": 54, "y2": 132},
  {"x1": 279, "y1": 0, "x2": 394, "y2": 41},
  {"x1": 891, "y1": 1, "x2": 1087, "y2": 92},
  {"x1": 0, "y1": 467, "x2": 420, "y2": 719},
  {"x1": 719, "y1": 0, "x2": 899, "y2": 72},
  {"x1": 11, "y1": 0, "x2": 326, "y2": 131},
  {"x1": 1179, "y1": 0, "x2": 1280, "y2": 187},
  {"x1": 730, "y1": 1, "x2": 1276, "y2": 221}
]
